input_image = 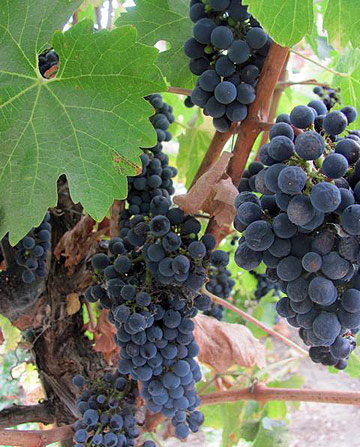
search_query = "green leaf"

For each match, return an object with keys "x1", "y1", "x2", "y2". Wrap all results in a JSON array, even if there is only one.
[
  {"x1": 0, "y1": 315, "x2": 21, "y2": 354},
  {"x1": 0, "y1": 2, "x2": 166, "y2": 244},
  {"x1": 244, "y1": 0, "x2": 314, "y2": 47},
  {"x1": 268, "y1": 375, "x2": 304, "y2": 389},
  {"x1": 332, "y1": 49, "x2": 360, "y2": 128},
  {"x1": 252, "y1": 417, "x2": 289, "y2": 447},
  {"x1": 222, "y1": 401, "x2": 244, "y2": 447},
  {"x1": 202, "y1": 403, "x2": 226, "y2": 430},
  {"x1": 115, "y1": 0, "x2": 195, "y2": 88},
  {"x1": 176, "y1": 125, "x2": 212, "y2": 189},
  {"x1": 323, "y1": 0, "x2": 360, "y2": 49}
]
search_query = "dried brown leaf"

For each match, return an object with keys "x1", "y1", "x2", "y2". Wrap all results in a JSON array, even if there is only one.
[
  {"x1": 174, "y1": 152, "x2": 237, "y2": 228},
  {"x1": 66, "y1": 293, "x2": 81, "y2": 315},
  {"x1": 54, "y1": 215, "x2": 106, "y2": 275},
  {"x1": 203, "y1": 177, "x2": 238, "y2": 227},
  {"x1": 94, "y1": 310, "x2": 119, "y2": 363},
  {"x1": 174, "y1": 152, "x2": 232, "y2": 213},
  {"x1": 194, "y1": 314, "x2": 266, "y2": 373}
]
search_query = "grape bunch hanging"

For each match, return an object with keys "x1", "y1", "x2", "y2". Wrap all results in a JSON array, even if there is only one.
[
  {"x1": 234, "y1": 98, "x2": 360, "y2": 370},
  {"x1": 79, "y1": 93, "x2": 231, "y2": 441},
  {"x1": 184, "y1": 0, "x2": 271, "y2": 132}
]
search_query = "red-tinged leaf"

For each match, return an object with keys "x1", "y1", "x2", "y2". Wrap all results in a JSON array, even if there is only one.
[
  {"x1": 93, "y1": 310, "x2": 119, "y2": 364},
  {"x1": 54, "y1": 215, "x2": 106, "y2": 274},
  {"x1": 194, "y1": 314, "x2": 266, "y2": 373}
]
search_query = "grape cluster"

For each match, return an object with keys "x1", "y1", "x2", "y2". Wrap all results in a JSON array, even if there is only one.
[
  {"x1": 72, "y1": 372, "x2": 153, "y2": 447},
  {"x1": 250, "y1": 271, "x2": 281, "y2": 300},
  {"x1": 204, "y1": 265, "x2": 234, "y2": 319},
  {"x1": 184, "y1": 0, "x2": 271, "y2": 132},
  {"x1": 85, "y1": 197, "x2": 230, "y2": 438},
  {"x1": 234, "y1": 101, "x2": 360, "y2": 369},
  {"x1": 313, "y1": 86, "x2": 341, "y2": 111},
  {"x1": 119, "y1": 95, "x2": 177, "y2": 230},
  {"x1": 38, "y1": 49, "x2": 59, "y2": 77},
  {"x1": 14, "y1": 213, "x2": 51, "y2": 284}
]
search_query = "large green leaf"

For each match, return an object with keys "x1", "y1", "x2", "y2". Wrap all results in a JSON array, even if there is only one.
[
  {"x1": 323, "y1": 0, "x2": 360, "y2": 49},
  {"x1": 176, "y1": 124, "x2": 212, "y2": 189},
  {"x1": 244, "y1": 0, "x2": 314, "y2": 47},
  {"x1": 0, "y1": 1, "x2": 166, "y2": 244},
  {"x1": 115, "y1": 0, "x2": 195, "y2": 88}
]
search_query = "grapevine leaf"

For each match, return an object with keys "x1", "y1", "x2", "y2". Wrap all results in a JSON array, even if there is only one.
[
  {"x1": 0, "y1": 315, "x2": 21, "y2": 354},
  {"x1": 243, "y1": 0, "x2": 314, "y2": 47},
  {"x1": 0, "y1": 1, "x2": 167, "y2": 244},
  {"x1": 176, "y1": 126, "x2": 212, "y2": 189},
  {"x1": 323, "y1": 0, "x2": 360, "y2": 49},
  {"x1": 222, "y1": 401, "x2": 244, "y2": 447},
  {"x1": 115, "y1": 0, "x2": 195, "y2": 88},
  {"x1": 252, "y1": 417, "x2": 289, "y2": 447},
  {"x1": 332, "y1": 49, "x2": 360, "y2": 128},
  {"x1": 194, "y1": 314, "x2": 266, "y2": 373}
]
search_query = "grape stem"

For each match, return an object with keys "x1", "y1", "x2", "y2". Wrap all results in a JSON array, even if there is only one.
[
  {"x1": 167, "y1": 86, "x2": 193, "y2": 96},
  {"x1": 290, "y1": 49, "x2": 349, "y2": 78},
  {"x1": 201, "y1": 288, "x2": 308, "y2": 356},
  {"x1": 276, "y1": 79, "x2": 330, "y2": 88},
  {"x1": 84, "y1": 300, "x2": 96, "y2": 332}
]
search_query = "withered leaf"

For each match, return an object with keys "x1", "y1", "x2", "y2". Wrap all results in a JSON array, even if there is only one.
[
  {"x1": 194, "y1": 314, "x2": 266, "y2": 373},
  {"x1": 66, "y1": 293, "x2": 81, "y2": 315},
  {"x1": 174, "y1": 152, "x2": 237, "y2": 228}
]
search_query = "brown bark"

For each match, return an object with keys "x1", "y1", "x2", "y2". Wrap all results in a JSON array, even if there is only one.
[
  {"x1": 0, "y1": 403, "x2": 55, "y2": 429},
  {"x1": 0, "y1": 178, "x2": 107, "y2": 430}
]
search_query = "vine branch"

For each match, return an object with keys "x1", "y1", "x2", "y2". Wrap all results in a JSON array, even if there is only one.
[
  {"x1": 202, "y1": 288, "x2": 308, "y2": 356},
  {"x1": 259, "y1": 54, "x2": 289, "y2": 148},
  {"x1": 3, "y1": 381, "x2": 360, "y2": 445},
  {"x1": 0, "y1": 402, "x2": 55, "y2": 429},
  {"x1": 0, "y1": 426, "x2": 73, "y2": 447},
  {"x1": 201, "y1": 382, "x2": 360, "y2": 406}
]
